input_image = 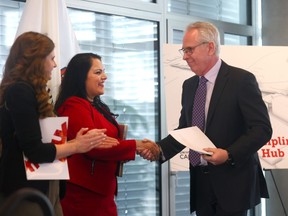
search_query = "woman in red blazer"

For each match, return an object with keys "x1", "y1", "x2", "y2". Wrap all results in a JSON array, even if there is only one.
[{"x1": 54, "y1": 53, "x2": 155, "y2": 216}]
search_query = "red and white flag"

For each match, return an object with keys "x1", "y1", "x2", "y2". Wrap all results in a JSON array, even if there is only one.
[{"x1": 16, "y1": 0, "x2": 80, "y2": 100}]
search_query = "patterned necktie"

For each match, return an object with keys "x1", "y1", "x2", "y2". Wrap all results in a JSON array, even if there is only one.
[{"x1": 189, "y1": 76, "x2": 207, "y2": 166}]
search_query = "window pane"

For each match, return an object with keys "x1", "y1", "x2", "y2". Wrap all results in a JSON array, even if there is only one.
[
  {"x1": 168, "y1": 0, "x2": 250, "y2": 25},
  {"x1": 68, "y1": 8, "x2": 160, "y2": 216},
  {"x1": 173, "y1": 29, "x2": 184, "y2": 44},
  {"x1": 224, "y1": 33, "x2": 251, "y2": 45},
  {"x1": 0, "y1": 4, "x2": 22, "y2": 75}
]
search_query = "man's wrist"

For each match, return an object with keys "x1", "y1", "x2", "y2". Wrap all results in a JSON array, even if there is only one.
[
  {"x1": 226, "y1": 151, "x2": 235, "y2": 166},
  {"x1": 157, "y1": 144, "x2": 165, "y2": 161}
]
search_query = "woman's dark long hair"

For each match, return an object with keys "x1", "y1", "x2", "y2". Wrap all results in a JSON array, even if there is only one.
[{"x1": 55, "y1": 53, "x2": 118, "y2": 127}]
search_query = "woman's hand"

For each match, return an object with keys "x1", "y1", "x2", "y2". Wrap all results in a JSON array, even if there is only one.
[
  {"x1": 74, "y1": 128, "x2": 119, "y2": 152},
  {"x1": 55, "y1": 128, "x2": 119, "y2": 159},
  {"x1": 96, "y1": 136, "x2": 119, "y2": 149}
]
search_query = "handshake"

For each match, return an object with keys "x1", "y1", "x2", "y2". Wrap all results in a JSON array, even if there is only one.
[{"x1": 136, "y1": 139, "x2": 161, "y2": 161}]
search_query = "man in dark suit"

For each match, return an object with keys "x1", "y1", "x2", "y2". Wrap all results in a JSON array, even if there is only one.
[{"x1": 142, "y1": 21, "x2": 272, "y2": 216}]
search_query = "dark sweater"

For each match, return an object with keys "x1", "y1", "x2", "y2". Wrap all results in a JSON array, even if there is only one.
[{"x1": 0, "y1": 82, "x2": 56, "y2": 197}]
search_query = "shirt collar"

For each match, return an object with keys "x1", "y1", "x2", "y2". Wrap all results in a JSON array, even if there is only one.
[{"x1": 203, "y1": 58, "x2": 222, "y2": 84}]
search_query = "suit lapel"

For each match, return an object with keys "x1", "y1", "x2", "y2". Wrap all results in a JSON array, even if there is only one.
[{"x1": 206, "y1": 62, "x2": 229, "y2": 127}]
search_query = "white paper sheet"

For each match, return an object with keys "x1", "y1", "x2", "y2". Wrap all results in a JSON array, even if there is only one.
[
  {"x1": 23, "y1": 117, "x2": 69, "y2": 180},
  {"x1": 169, "y1": 126, "x2": 216, "y2": 155}
]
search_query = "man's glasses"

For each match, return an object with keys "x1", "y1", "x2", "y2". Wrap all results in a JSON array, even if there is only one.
[{"x1": 178, "y1": 42, "x2": 209, "y2": 56}]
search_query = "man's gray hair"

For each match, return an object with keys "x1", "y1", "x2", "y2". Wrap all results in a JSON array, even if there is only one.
[{"x1": 186, "y1": 22, "x2": 220, "y2": 56}]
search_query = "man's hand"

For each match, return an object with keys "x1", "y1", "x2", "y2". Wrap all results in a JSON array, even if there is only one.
[
  {"x1": 202, "y1": 148, "x2": 229, "y2": 165},
  {"x1": 136, "y1": 139, "x2": 160, "y2": 161}
]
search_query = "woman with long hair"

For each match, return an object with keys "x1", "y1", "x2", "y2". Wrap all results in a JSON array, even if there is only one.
[{"x1": 0, "y1": 32, "x2": 118, "y2": 216}]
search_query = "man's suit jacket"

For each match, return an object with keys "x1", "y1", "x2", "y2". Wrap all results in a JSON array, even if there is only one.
[{"x1": 158, "y1": 60, "x2": 272, "y2": 213}]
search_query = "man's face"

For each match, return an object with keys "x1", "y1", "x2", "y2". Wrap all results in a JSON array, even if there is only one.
[{"x1": 181, "y1": 29, "x2": 214, "y2": 76}]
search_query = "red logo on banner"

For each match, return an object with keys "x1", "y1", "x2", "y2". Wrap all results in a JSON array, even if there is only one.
[{"x1": 25, "y1": 160, "x2": 40, "y2": 172}]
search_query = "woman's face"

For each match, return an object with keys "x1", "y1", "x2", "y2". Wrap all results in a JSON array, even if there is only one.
[
  {"x1": 85, "y1": 58, "x2": 107, "y2": 100},
  {"x1": 44, "y1": 50, "x2": 57, "y2": 80}
]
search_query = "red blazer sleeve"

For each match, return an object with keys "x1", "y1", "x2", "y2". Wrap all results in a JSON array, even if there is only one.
[{"x1": 57, "y1": 96, "x2": 136, "y2": 161}]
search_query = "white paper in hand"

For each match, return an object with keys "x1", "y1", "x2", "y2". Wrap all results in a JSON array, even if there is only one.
[
  {"x1": 169, "y1": 126, "x2": 215, "y2": 155},
  {"x1": 23, "y1": 117, "x2": 69, "y2": 180}
]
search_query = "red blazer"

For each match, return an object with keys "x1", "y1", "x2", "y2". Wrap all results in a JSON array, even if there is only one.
[{"x1": 57, "y1": 96, "x2": 136, "y2": 196}]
